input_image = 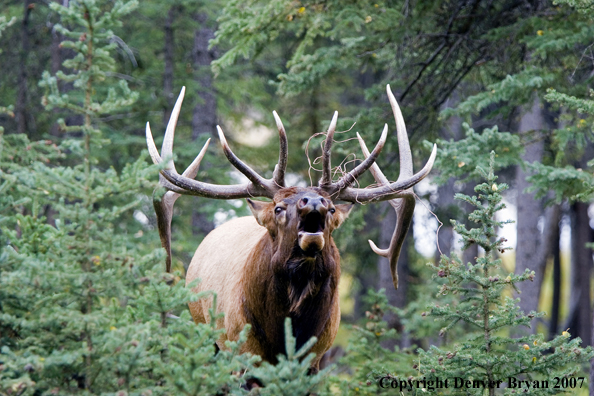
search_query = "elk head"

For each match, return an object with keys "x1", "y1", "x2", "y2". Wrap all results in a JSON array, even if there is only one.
[
  {"x1": 246, "y1": 187, "x2": 352, "y2": 256},
  {"x1": 146, "y1": 85, "x2": 437, "y2": 289}
]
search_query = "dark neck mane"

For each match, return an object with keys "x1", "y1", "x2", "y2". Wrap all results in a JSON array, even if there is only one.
[{"x1": 243, "y1": 235, "x2": 340, "y2": 363}]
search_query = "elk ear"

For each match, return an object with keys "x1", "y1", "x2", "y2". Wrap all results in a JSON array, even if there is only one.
[
  {"x1": 247, "y1": 198, "x2": 275, "y2": 228},
  {"x1": 332, "y1": 204, "x2": 354, "y2": 228}
]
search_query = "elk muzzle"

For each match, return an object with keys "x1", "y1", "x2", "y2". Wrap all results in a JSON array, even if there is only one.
[{"x1": 297, "y1": 196, "x2": 328, "y2": 254}]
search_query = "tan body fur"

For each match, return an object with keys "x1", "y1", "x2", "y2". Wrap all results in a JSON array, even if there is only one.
[{"x1": 186, "y1": 214, "x2": 341, "y2": 369}]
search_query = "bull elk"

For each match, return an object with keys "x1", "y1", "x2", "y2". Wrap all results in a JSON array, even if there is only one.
[{"x1": 145, "y1": 85, "x2": 436, "y2": 371}]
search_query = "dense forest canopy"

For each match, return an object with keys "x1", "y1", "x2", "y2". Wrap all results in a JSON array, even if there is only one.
[{"x1": 2, "y1": 0, "x2": 594, "y2": 394}]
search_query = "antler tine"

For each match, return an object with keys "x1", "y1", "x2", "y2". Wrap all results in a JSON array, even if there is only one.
[
  {"x1": 337, "y1": 84, "x2": 437, "y2": 203},
  {"x1": 272, "y1": 111, "x2": 288, "y2": 187},
  {"x1": 152, "y1": 138, "x2": 210, "y2": 272},
  {"x1": 217, "y1": 125, "x2": 271, "y2": 189},
  {"x1": 146, "y1": 87, "x2": 281, "y2": 272},
  {"x1": 146, "y1": 121, "x2": 162, "y2": 165},
  {"x1": 356, "y1": 131, "x2": 390, "y2": 186},
  {"x1": 161, "y1": 86, "x2": 186, "y2": 172},
  {"x1": 357, "y1": 133, "x2": 415, "y2": 290},
  {"x1": 333, "y1": 124, "x2": 388, "y2": 191},
  {"x1": 319, "y1": 111, "x2": 338, "y2": 186},
  {"x1": 387, "y1": 84, "x2": 413, "y2": 179}
]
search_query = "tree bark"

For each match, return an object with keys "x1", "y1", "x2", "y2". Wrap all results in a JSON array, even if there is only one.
[
  {"x1": 16, "y1": 0, "x2": 33, "y2": 136},
  {"x1": 191, "y1": 12, "x2": 217, "y2": 141},
  {"x1": 190, "y1": 12, "x2": 217, "y2": 238},
  {"x1": 515, "y1": 95, "x2": 552, "y2": 332},
  {"x1": 377, "y1": 203, "x2": 411, "y2": 349},
  {"x1": 567, "y1": 202, "x2": 592, "y2": 346},
  {"x1": 50, "y1": 5, "x2": 63, "y2": 138},
  {"x1": 548, "y1": 206, "x2": 561, "y2": 340}
]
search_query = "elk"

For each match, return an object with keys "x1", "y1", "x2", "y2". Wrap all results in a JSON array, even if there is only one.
[{"x1": 145, "y1": 85, "x2": 436, "y2": 371}]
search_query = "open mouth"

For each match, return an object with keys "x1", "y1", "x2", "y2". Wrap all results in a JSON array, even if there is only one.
[
  {"x1": 298, "y1": 211, "x2": 325, "y2": 253},
  {"x1": 298, "y1": 211, "x2": 325, "y2": 234}
]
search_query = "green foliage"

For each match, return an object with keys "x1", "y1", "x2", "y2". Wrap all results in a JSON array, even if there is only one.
[
  {"x1": 425, "y1": 124, "x2": 523, "y2": 185},
  {"x1": 0, "y1": 15, "x2": 16, "y2": 117},
  {"x1": 329, "y1": 289, "x2": 415, "y2": 395},
  {"x1": 39, "y1": 0, "x2": 139, "y2": 137},
  {"x1": 442, "y1": 68, "x2": 556, "y2": 119},
  {"x1": 248, "y1": 318, "x2": 330, "y2": 395},
  {"x1": 441, "y1": 0, "x2": 594, "y2": 205},
  {"x1": 413, "y1": 153, "x2": 593, "y2": 395}
]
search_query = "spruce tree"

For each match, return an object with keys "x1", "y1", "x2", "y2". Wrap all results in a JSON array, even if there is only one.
[
  {"x1": 0, "y1": 1, "x2": 250, "y2": 393},
  {"x1": 0, "y1": 2, "x2": 327, "y2": 394},
  {"x1": 411, "y1": 153, "x2": 593, "y2": 395}
]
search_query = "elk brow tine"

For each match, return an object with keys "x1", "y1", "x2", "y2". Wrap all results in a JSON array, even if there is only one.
[
  {"x1": 272, "y1": 111, "x2": 288, "y2": 187},
  {"x1": 146, "y1": 122, "x2": 163, "y2": 165},
  {"x1": 335, "y1": 124, "x2": 388, "y2": 190},
  {"x1": 216, "y1": 125, "x2": 269, "y2": 188},
  {"x1": 387, "y1": 84, "x2": 413, "y2": 178},
  {"x1": 161, "y1": 86, "x2": 186, "y2": 172},
  {"x1": 153, "y1": 189, "x2": 179, "y2": 273},
  {"x1": 319, "y1": 111, "x2": 338, "y2": 186}
]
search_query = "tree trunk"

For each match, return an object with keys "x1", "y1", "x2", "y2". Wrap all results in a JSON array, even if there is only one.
[
  {"x1": 435, "y1": 91, "x2": 463, "y2": 262},
  {"x1": 548, "y1": 206, "x2": 561, "y2": 340},
  {"x1": 190, "y1": 12, "x2": 217, "y2": 238},
  {"x1": 163, "y1": 7, "x2": 176, "y2": 127},
  {"x1": 377, "y1": 203, "x2": 411, "y2": 349},
  {"x1": 590, "y1": 306, "x2": 594, "y2": 396},
  {"x1": 515, "y1": 95, "x2": 550, "y2": 332},
  {"x1": 50, "y1": 5, "x2": 63, "y2": 138},
  {"x1": 191, "y1": 12, "x2": 217, "y2": 141},
  {"x1": 567, "y1": 202, "x2": 592, "y2": 346},
  {"x1": 16, "y1": 0, "x2": 33, "y2": 136}
]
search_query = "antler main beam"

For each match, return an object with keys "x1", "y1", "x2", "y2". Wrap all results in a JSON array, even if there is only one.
[{"x1": 146, "y1": 86, "x2": 288, "y2": 270}]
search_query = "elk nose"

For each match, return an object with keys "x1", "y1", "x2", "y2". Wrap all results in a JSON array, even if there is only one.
[{"x1": 298, "y1": 196, "x2": 328, "y2": 213}]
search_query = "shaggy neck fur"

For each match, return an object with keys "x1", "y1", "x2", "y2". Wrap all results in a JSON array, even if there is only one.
[{"x1": 242, "y1": 232, "x2": 340, "y2": 364}]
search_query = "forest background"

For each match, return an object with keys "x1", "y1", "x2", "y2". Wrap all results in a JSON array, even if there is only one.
[{"x1": 2, "y1": 0, "x2": 594, "y2": 394}]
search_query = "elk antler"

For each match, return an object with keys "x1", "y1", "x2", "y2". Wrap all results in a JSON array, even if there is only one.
[
  {"x1": 318, "y1": 113, "x2": 389, "y2": 191},
  {"x1": 317, "y1": 84, "x2": 436, "y2": 288},
  {"x1": 356, "y1": 132, "x2": 415, "y2": 291},
  {"x1": 146, "y1": 87, "x2": 288, "y2": 271},
  {"x1": 147, "y1": 85, "x2": 435, "y2": 273},
  {"x1": 317, "y1": 85, "x2": 436, "y2": 202}
]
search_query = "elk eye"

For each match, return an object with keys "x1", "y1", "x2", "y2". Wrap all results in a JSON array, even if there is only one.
[
  {"x1": 330, "y1": 208, "x2": 336, "y2": 214},
  {"x1": 275, "y1": 207, "x2": 284, "y2": 214}
]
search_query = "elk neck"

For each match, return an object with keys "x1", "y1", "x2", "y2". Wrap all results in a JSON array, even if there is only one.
[{"x1": 242, "y1": 231, "x2": 340, "y2": 363}]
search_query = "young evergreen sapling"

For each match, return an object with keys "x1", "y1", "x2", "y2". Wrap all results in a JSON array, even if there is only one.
[{"x1": 414, "y1": 153, "x2": 593, "y2": 395}]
